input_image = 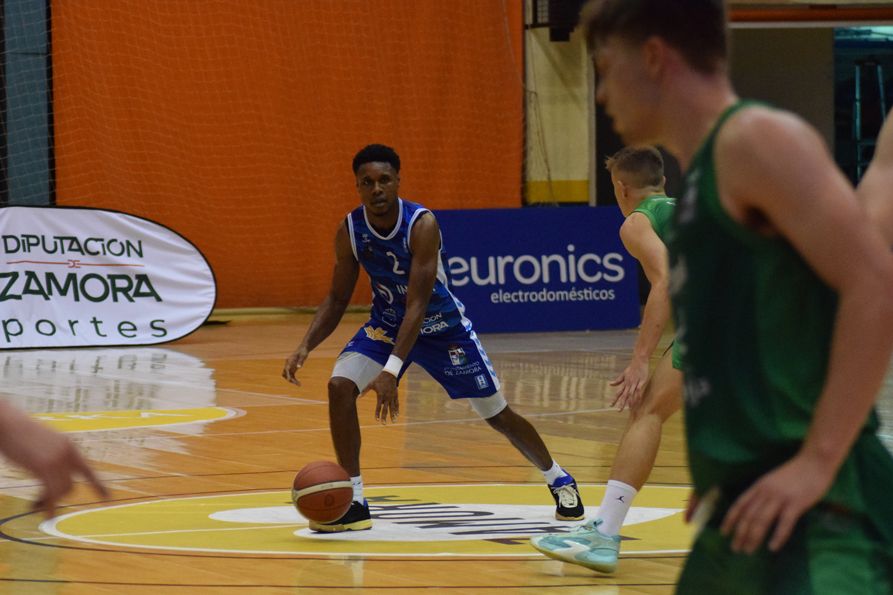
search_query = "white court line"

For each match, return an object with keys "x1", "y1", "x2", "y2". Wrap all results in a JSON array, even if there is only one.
[{"x1": 39, "y1": 523, "x2": 305, "y2": 541}]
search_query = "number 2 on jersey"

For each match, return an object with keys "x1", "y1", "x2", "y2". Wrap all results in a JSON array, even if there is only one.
[{"x1": 386, "y1": 251, "x2": 406, "y2": 275}]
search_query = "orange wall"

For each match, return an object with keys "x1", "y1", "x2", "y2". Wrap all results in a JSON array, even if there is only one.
[{"x1": 52, "y1": 1, "x2": 524, "y2": 307}]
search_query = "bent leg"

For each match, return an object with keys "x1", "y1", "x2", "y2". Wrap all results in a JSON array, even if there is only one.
[
  {"x1": 609, "y1": 350, "x2": 682, "y2": 490},
  {"x1": 483, "y1": 400, "x2": 553, "y2": 471}
]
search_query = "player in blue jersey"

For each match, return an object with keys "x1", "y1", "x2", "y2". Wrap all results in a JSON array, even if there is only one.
[{"x1": 283, "y1": 144, "x2": 583, "y2": 532}]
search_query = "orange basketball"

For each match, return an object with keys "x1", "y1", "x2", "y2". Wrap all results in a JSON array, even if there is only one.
[{"x1": 290, "y1": 460, "x2": 353, "y2": 523}]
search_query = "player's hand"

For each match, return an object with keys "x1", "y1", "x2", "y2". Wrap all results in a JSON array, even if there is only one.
[
  {"x1": 609, "y1": 358, "x2": 649, "y2": 411},
  {"x1": 720, "y1": 453, "x2": 835, "y2": 554},
  {"x1": 282, "y1": 347, "x2": 309, "y2": 386},
  {"x1": 367, "y1": 373, "x2": 399, "y2": 425},
  {"x1": 0, "y1": 413, "x2": 108, "y2": 518}
]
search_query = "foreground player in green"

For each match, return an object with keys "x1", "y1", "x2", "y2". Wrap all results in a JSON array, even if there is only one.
[{"x1": 535, "y1": 0, "x2": 893, "y2": 591}]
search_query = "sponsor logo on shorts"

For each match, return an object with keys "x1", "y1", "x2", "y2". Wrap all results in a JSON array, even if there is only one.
[
  {"x1": 421, "y1": 321, "x2": 448, "y2": 334},
  {"x1": 475, "y1": 374, "x2": 488, "y2": 390},
  {"x1": 364, "y1": 326, "x2": 394, "y2": 345},
  {"x1": 420, "y1": 312, "x2": 449, "y2": 335},
  {"x1": 448, "y1": 345, "x2": 467, "y2": 366}
]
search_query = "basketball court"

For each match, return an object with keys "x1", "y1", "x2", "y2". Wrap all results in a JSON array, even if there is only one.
[
  {"x1": 0, "y1": 312, "x2": 695, "y2": 593},
  {"x1": 2, "y1": 312, "x2": 891, "y2": 593}
]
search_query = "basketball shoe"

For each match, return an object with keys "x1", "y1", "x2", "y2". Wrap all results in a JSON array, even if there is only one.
[
  {"x1": 530, "y1": 518, "x2": 621, "y2": 573},
  {"x1": 308, "y1": 499, "x2": 372, "y2": 532},
  {"x1": 549, "y1": 473, "x2": 584, "y2": 520}
]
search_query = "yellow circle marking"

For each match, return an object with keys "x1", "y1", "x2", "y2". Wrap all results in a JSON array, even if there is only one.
[
  {"x1": 41, "y1": 484, "x2": 694, "y2": 557},
  {"x1": 34, "y1": 407, "x2": 240, "y2": 432}
]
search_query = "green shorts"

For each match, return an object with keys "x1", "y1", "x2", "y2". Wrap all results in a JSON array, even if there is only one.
[
  {"x1": 664, "y1": 340, "x2": 682, "y2": 370},
  {"x1": 671, "y1": 340, "x2": 682, "y2": 370},
  {"x1": 676, "y1": 506, "x2": 893, "y2": 595}
]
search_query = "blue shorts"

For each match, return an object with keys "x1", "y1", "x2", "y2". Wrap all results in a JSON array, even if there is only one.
[{"x1": 340, "y1": 320, "x2": 500, "y2": 399}]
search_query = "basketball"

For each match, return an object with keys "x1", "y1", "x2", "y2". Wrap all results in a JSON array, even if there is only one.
[{"x1": 290, "y1": 460, "x2": 353, "y2": 523}]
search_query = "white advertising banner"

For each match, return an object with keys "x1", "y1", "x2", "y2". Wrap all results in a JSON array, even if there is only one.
[{"x1": 0, "y1": 206, "x2": 216, "y2": 349}]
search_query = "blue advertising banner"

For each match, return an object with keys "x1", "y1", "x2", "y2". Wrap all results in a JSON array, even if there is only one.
[{"x1": 434, "y1": 207, "x2": 640, "y2": 333}]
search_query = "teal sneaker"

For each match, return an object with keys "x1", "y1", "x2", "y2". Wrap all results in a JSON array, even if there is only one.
[{"x1": 529, "y1": 519, "x2": 621, "y2": 573}]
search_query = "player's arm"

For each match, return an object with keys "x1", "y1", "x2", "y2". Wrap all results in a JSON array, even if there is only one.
[
  {"x1": 282, "y1": 221, "x2": 359, "y2": 385},
  {"x1": 610, "y1": 214, "x2": 671, "y2": 410},
  {"x1": 714, "y1": 108, "x2": 893, "y2": 553},
  {"x1": 857, "y1": 108, "x2": 893, "y2": 245},
  {"x1": 392, "y1": 212, "x2": 440, "y2": 359},
  {"x1": 366, "y1": 212, "x2": 440, "y2": 424}
]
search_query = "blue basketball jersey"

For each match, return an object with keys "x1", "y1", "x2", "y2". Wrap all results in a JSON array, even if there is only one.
[{"x1": 346, "y1": 198, "x2": 469, "y2": 335}]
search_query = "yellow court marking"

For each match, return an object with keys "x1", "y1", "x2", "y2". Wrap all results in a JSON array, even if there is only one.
[
  {"x1": 34, "y1": 407, "x2": 241, "y2": 432},
  {"x1": 41, "y1": 484, "x2": 695, "y2": 557}
]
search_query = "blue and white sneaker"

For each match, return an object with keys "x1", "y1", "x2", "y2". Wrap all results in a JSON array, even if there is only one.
[
  {"x1": 549, "y1": 473, "x2": 584, "y2": 520},
  {"x1": 530, "y1": 519, "x2": 621, "y2": 573}
]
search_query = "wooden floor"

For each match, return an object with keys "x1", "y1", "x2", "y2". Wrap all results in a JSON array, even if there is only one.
[{"x1": 0, "y1": 312, "x2": 890, "y2": 594}]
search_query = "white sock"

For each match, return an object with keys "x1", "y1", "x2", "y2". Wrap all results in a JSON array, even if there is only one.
[
  {"x1": 541, "y1": 461, "x2": 568, "y2": 485},
  {"x1": 351, "y1": 475, "x2": 363, "y2": 503},
  {"x1": 596, "y1": 480, "x2": 637, "y2": 536}
]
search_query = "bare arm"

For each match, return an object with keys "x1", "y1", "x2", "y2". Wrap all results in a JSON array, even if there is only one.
[
  {"x1": 0, "y1": 400, "x2": 108, "y2": 517},
  {"x1": 857, "y1": 108, "x2": 893, "y2": 245},
  {"x1": 715, "y1": 107, "x2": 893, "y2": 552},
  {"x1": 282, "y1": 221, "x2": 359, "y2": 385},
  {"x1": 610, "y1": 214, "x2": 671, "y2": 409},
  {"x1": 366, "y1": 212, "x2": 440, "y2": 423}
]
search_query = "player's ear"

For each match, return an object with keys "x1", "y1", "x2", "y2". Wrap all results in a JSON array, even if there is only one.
[{"x1": 642, "y1": 36, "x2": 665, "y2": 79}]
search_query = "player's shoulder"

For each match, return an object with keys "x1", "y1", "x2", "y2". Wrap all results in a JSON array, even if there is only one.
[
  {"x1": 403, "y1": 199, "x2": 437, "y2": 224},
  {"x1": 401, "y1": 198, "x2": 429, "y2": 213},
  {"x1": 621, "y1": 211, "x2": 653, "y2": 239},
  {"x1": 345, "y1": 204, "x2": 364, "y2": 220},
  {"x1": 718, "y1": 105, "x2": 812, "y2": 153}
]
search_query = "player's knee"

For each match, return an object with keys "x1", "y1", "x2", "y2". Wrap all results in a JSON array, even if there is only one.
[
  {"x1": 328, "y1": 377, "x2": 359, "y2": 402},
  {"x1": 633, "y1": 386, "x2": 679, "y2": 423},
  {"x1": 471, "y1": 391, "x2": 509, "y2": 422}
]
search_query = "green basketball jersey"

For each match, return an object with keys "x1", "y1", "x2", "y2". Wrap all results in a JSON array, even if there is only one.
[
  {"x1": 668, "y1": 101, "x2": 893, "y2": 541},
  {"x1": 632, "y1": 194, "x2": 676, "y2": 242}
]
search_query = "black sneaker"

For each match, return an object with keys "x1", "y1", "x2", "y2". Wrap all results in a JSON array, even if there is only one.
[
  {"x1": 550, "y1": 474, "x2": 584, "y2": 521},
  {"x1": 308, "y1": 499, "x2": 373, "y2": 533}
]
